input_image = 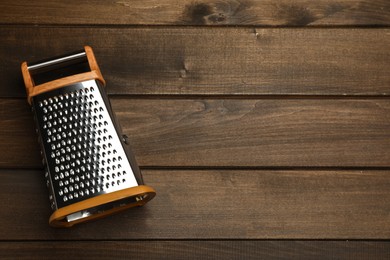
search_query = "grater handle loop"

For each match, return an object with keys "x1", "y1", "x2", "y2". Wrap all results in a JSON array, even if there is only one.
[
  {"x1": 27, "y1": 51, "x2": 87, "y2": 74},
  {"x1": 21, "y1": 46, "x2": 105, "y2": 104}
]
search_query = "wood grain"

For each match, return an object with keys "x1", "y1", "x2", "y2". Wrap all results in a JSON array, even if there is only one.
[
  {"x1": 2, "y1": 27, "x2": 390, "y2": 98},
  {"x1": 1, "y1": 98, "x2": 389, "y2": 168},
  {"x1": 1, "y1": 169, "x2": 390, "y2": 239},
  {"x1": 1, "y1": 0, "x2": 388, "y2": 257},
  {"x1": 0, "y1": 0, "x2": 389, "y2": 26},
  {"x1": 1, "y1": 241, "x2": 389, "y2": 259}
]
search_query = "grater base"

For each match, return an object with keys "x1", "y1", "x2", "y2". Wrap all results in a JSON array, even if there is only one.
[{"x1": 50, "y1": 185, "x2": 155, "y2": 227}]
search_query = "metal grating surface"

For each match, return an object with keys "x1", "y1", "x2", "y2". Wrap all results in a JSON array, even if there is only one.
[{"x1": 33, "y1": 79, "x2": 139, "y2": 209}]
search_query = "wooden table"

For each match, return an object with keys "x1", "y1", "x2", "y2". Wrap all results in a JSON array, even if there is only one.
[{"x1": 0, "y1": 1, "x2": 389, "y2": 258}]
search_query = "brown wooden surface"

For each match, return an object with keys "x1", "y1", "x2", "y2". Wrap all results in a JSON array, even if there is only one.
[
  {"x1": 1, "y1": 98, "x2": 389, "y2": 168},
  {"x1": 1, "y1": 241, "x2": 389, "y2": 260},
  {"x1": 0, "y1": 0, "x2": 390, "y2": 258},
  {"x1": 1, "y1": 27, "x2": 390, "y2": 98},
  {"x1": 0, "y1": 0, "x2": 389, "y2": 26},
  {"x1": 1, "y1": 169, "x2": 390, "y2": 239}
]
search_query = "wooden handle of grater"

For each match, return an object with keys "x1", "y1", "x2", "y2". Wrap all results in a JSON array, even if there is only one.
[{"x1": 21, "y1": 46, "x2": 106, "y2": 105}]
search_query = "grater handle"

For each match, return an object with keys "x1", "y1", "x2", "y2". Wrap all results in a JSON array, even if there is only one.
[
  {"x1": 21, "y1": 46, "x2": 105, "y2": 104},
  {"x1": 27, "y1": 50, "x2": 87, "y2": 74}
]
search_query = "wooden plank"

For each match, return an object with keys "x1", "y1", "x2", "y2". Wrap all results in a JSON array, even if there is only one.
[
  {"x1": 2, "y1": 27, "x2": 390, "y2": 97},
  {"x1": 1, "y1": 169, "x2": 390, "y2": 239},
  {"x1": 1, "y1": 241, "x2": 389, "y2": 259},
  {"x1": 1, "y1": 98, "x2": 389, "y2": 168},
  {"x1": 0, "y1": 0, "x2": 389, "y2": 26}
]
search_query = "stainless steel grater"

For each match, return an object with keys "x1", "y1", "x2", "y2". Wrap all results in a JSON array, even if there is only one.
[{"x1": 21, "y1": 46, "x2": 156, "y2": 227}]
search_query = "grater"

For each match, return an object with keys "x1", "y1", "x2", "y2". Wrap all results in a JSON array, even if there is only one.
[{"x1": 21, "y1": 46, "x2": 156, "y2": 227}]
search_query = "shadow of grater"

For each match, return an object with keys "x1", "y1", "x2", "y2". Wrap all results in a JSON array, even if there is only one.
[{"x1": 21, "y1": 46, "x2": 156, "y2": 227}]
